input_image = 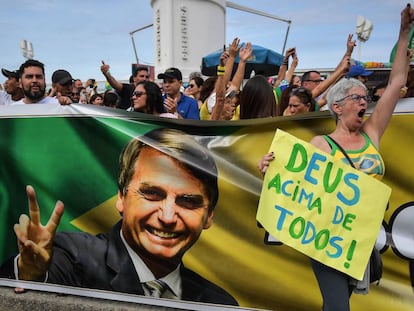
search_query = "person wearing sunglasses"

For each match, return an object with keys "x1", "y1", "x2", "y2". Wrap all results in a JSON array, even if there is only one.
[
  {"x1": 258, "y1": 5, "x2": 414, "y2": 310},
  {"x1": 185, "y1": 77, "x2": 204, "y2": 109},
  {"x1": 129, "y1": 80, "x2": 178, "y2": 118},
  {"x1": 283, "y1": 87, "x2": 316, "y2": 116},
  {"x1": 101, "y1": 61, "x2": 149, "y2": 110}
]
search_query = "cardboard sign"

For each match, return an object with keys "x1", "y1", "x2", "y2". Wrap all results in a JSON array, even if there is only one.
[{"x1": 257, "y1": 130, "x2": 391, "y2": 280}]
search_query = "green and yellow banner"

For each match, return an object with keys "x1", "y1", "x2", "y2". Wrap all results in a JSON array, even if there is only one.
[{"x1": 0, "y1": 104, "x2": 413, "y2": 310}]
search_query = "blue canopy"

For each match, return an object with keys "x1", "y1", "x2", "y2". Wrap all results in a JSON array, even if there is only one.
[{"x1": 201, "y1": 44, "x2": 284, "y2": 78}]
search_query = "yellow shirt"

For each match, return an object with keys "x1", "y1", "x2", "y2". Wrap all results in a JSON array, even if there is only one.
[
  {"x1": 199, "y1": 101, "x2": 240, "y2": 120},
  {"x1": 324, "y1": 132, "x2": 385, "y2": 180}
]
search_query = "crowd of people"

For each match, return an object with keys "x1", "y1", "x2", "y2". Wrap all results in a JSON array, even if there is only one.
[
  {"x1": 0, "y1": 3, "x2": 413, "y2": 311},
  {"x1": 1, "y1": 26, "x2": 412, "y2": 120}
]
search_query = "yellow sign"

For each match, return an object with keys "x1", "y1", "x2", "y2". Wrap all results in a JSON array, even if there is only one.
[{"x1": 256, "y1": 129, "x2": 391, "y2": 280}]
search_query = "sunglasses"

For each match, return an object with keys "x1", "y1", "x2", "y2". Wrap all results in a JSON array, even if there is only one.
[
  {"x1": 291, "y1": 87, "x2": 313, "y2": 104},
  {"x1": 131, "y1": 91, "x2": 146, "y2": 98},
  {"x1": 304, "y1": 79, "x2": 322, "y2": 83},
  {"x1": 188, "y1": 84, "x2": 195, "y2": 88}
]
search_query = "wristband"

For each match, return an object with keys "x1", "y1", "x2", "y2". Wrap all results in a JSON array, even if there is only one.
[{"x1": 217, "y1": 65, "x2": 225, "y2": 76}]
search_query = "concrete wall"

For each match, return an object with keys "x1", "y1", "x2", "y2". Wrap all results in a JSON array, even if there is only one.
[{"x1": 0, "y1": 279, "x2": 269, "y2": 311}]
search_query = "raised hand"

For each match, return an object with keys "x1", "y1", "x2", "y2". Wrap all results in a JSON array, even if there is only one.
[
  {"x1": 291, "y1": 53, "x2": 299, "y2": 67},
  {"x1": 14, "y1": 185, "x2": 64, "y2": 280},
  {"x1": 285, "y1": 47, "x2": 296, "y2": 59},
  {"x1": 56, "y1": 92, "x2": 73, "y2": 105},
  {"x1": 339, "y1": 55, "x2": 352, "y2": 74},
  {"x1": 100, "y1": 60, "x2": 110, "y2": 75},
  {"x1": 228, "y1": 37, "x2": 240, "y2": 59},
  {"x1": 346, "y1": 34, "x2": 356, "y2": 56},
  {"x1": 239, "y1": 42, "x2": 252, "y2": 62},
  {"x1": 220, "y1": 45, "x2": 230, "y2": 67},
  {"x1": 401, "y1": 3, "x2": 414, "y2": 33}
]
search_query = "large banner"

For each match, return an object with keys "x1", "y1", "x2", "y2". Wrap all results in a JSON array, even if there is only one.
[{"x1": 0, "y1": 104, "x2": 413, "y2": 310}]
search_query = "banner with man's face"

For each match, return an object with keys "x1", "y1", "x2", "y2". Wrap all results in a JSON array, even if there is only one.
[{"x1": 0, "y1": 104, "x2": 413, "y2": 311}]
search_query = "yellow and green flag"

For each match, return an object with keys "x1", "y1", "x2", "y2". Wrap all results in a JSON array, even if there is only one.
[{"x1": 0, "y1": 104, "x2": 413, "y2": 310}]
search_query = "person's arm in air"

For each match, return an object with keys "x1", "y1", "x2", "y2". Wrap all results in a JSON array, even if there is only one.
[{"x1": 100, "y1": 61, "x2": 124, "y2": 92}]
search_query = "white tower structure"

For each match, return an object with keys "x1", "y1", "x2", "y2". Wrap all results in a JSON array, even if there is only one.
[{"x1": 150, "y1": 0, "x2": 226, "y2": 81}]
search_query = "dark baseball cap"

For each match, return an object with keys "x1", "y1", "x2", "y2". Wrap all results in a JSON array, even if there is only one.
[
  {"x1": 52, "y1": 69, "x2": 74, "y2": 85},
  {"x1": 157, "y1": 67, "x2": 182, "y2": 81},
  {"x1": 1, "y1": 68, "x2": 20, "y2": 79}
]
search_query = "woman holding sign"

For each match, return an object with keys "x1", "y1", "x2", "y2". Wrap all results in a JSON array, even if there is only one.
[{"x1": 258, "y1": 4, "x2": 414, "y2": 311}]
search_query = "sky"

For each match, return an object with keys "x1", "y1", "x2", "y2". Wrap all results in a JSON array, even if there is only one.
[{"x1": 0, "y1": 0, "x2": 409, "y2": 84}]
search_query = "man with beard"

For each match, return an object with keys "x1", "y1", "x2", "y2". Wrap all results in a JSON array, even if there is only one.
[{"x1": 12, "y1": 59, "x2": 71, "y2": 105}]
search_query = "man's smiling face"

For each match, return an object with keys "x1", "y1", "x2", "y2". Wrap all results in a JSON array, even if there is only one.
[{"x1": 116, "y1": 147, "x2": 213, "y2": 263}]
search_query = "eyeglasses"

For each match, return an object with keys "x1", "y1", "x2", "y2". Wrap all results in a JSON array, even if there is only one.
[
  {"x1": 336, "y1": 94, "x2": 371, "y2": 104},
  {"x1": 131, "y1": 91, "x2": 146, "y2": 98},
  {"x1": 304, "y1": 79, "x2": 322, "y2": 83},
  {"x1": 188, "y1": 84, "x2": 195, "y2": 88}
]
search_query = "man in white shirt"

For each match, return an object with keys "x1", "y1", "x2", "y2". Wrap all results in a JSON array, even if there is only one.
[
  {"x1": 12, "y1": 59, "x2": 71, "y2": 105},
  {"x1": 0, "y1": 68, "x2": 24, "y2": 105}
]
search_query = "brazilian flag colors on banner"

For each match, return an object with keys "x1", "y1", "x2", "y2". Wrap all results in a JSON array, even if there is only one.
[{"x1": 0, "y1": 104, "x2": 413, "y2": 310}]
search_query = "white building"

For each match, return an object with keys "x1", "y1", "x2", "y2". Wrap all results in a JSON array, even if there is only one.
[{"x1": 150, "y1": 0, "x2": 226, "y2": 81}]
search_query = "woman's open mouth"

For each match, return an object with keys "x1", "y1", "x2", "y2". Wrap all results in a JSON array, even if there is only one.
[{"x1": 357, "y1": 109, "x2": 366, "y2": 118}]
